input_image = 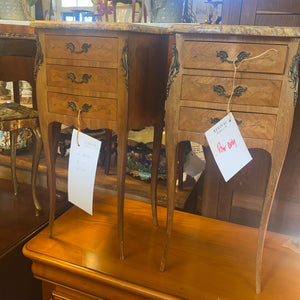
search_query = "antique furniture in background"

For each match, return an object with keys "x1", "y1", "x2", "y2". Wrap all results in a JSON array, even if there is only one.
[
  {"x1": 31, "y1": 21, "x2": 169, "y2": 259},
  {"x1": 0, "y1": 23, "x2": 37, "y2": 109},
  {"x1": 0, "y1": 102, "x2": 42, "y2": 214},
  {"x1": 222, "y1": 0, "x2": 300, "y2": 26},
  {"x1": 104, "y1": 0, "x2": 147, "y2": 23},
  {"x1": 204, "y1": 0, "x2": 223, "y2": 24},
  {"x1": 23, "y1": 193, "x2": 300, "y2": 299},
  {"x1": 161, "y1": 24, "x2": 300, "y2": 294},
  {"x1": 0, "y1": 23, "x2": 42, "y2": 215}
]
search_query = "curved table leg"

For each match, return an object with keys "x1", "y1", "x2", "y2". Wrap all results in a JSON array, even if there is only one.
[
  {"x1": 31, "y1": 127, "x2": 43, "y2": 215},
  {"x1": 104, "y1": 129, "x2": 112, "y2": 175},
  {"x1": 150, "y1": 122, "x2": 164, "y2": 226},
  {"x1": 160, "y1": 139, "x2": 178, "y2": 272},
  {"x1": 42, "y1": 122, "x2": 61, "y2": 237},
  {"x1": 256, "y1": 155, "x2": 287, "y2": 293},
  {"x1": 10, "y1": 130, "x2": 18, "y2": 196},
  {"x1": 117, "y1": 130, "x2": 128, "y2": 260},
  {"x1": 177, "y1": 142, "x2": 184, "y2": 190}
]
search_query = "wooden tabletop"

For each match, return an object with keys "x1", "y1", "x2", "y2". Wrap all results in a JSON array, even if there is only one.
[
  {"x1": 23, "y1": 193, "x2": 300, "y2": 299},
  {"x1": 0, "y1": 21, "x2": 34, "y2": 35}
]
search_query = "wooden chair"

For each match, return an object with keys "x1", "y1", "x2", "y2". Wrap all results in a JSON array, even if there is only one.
[
  {"x1": 0, "y1": 102, "x2": 42, "y2": 215},
  {"x1": 104, "y1": 0, "x2": 147, "y2": 22}
]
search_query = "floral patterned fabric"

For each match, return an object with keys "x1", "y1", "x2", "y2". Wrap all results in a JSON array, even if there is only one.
[
  {"x1": 126, "y1": 139, "x2": 166, "y2": 180},
  {"x1": 0, "y1": 129, "x2": 32, "y2": 151}
]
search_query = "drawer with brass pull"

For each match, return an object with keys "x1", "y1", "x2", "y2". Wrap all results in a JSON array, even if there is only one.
[
  {"x1": 48, "y1": 92, "x2": 117, "y2": 121},
  {"x1": 47, "y1": 64, "x2": 117, "y2": 93},
  {"x1": 45, "y1": 35, "x2": 118, "y2": 64},
  {"x1": 178, "y1": 107, "x2": 276, "y2": 140},
  {"x1": 181, "y1": 75, "x2": 281, "y2": 107},
  {"x1": 182, "y1": 41, "x2": 287, "y2": 74}
]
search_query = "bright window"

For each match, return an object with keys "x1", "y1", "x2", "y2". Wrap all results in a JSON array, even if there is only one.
[{"x1": 58, "y1": 0, "x2": 95, "y2": 21}]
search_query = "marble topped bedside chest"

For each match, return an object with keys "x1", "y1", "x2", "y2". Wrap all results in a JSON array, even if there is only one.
[
  {"x1": 30, "y1": 21, "x2": 169, "y2": 259},
  {"x1": 161, "y1": 24, "x2": 300, "y2": 294}
]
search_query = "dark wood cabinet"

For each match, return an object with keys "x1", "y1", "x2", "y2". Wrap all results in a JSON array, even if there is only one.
[{"x1": 222, "y1": 0, "x2": 300, "y2": 26}]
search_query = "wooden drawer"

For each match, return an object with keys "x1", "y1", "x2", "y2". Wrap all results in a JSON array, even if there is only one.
[
  {"x1": 183, "y1": 41, "x2": 287, "y2": 74},
  {"x1": 47, "y1": 64, "x2": 117, "y2": 93},
  {"x1": 179, "y1": 107, "x2": 276, "y2": 139},
  {"x1": 45, "y1": 35, "x2": 118, "y2": 64},
  {"x1": 48, "y1": 92, "x2": 117, "y2": 121},
  {"x1": 181, "y1": 75, "x2": 281, "y2": 107},
  {"x1": 52, "y1": 286, "x2": 104, "y2": 300}
]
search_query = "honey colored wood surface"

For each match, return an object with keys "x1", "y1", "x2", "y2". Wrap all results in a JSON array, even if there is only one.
[
  {"x1": 45, "y1": 35, "x2": 118, "y2": 63},
  {"x1": 182, "y1": 41, "x2": 287, "y2": 74},
  {"x1": 0, "y1": 23, "x2": 34, "y2": 35},
  {"x1": 179, "y1": 108, "x2": 276, "y2": 140},
  {"x1": 181, "y1": 75, "x2": 281, "y2": 107},
  {"x1": 23, "y1": 193, "x2": 300, "y2": 300},
  {"x1": 46, "y1": 65, "x2": 118, "y2": 93},
  {"x1": 48, "y1": 92, "x2": 117, "y2": 121}
]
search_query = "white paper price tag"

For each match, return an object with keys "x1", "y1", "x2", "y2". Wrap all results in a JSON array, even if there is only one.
[
  {"x1": 205, "y1": 113, "x2": 252, "y2": 182},
  {"x1": 68, "y1": 129, "x2": 101, "y2": 215}
]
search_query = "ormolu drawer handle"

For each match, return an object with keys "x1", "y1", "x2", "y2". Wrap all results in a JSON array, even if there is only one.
[
  {"x1": 213, "y1": 85, "x2": 247, "y2": 98},
  {"x1": 68, "y1": 102, "x2": 92, "y2": 113},
  {"x1": 216, "y1": 51, "x2": 250, "y2": 64},
  {"x1": 66, "y1": 42, "x2": 91, "y2": 54},
  {"x1": 211, "y1": 117, "x2": 242, "y2": 125},
  {"x1": 67, "y1": 72, "x2": 92, "y2": 84}
]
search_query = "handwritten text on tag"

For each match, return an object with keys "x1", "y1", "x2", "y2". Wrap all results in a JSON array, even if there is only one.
[
  {"x1": 68, "y1": 129, "x2": 101, "y2": 215},
  {"x1": 205, "y1": 113, "x2": 252, "y2": 182}
]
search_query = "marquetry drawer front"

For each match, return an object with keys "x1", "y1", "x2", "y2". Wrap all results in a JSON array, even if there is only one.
[
  {"x1": 48, "y1": 92, "x2": 117, "y2": 121},
  {"x1": 47, "y1": 65, "x2": 117, "y2": 93},
  {"x1": 182, "y1": 41, "x2": 287, "y2": 74},
  {"x1": 179, "y1": 107, "x2": 276, "y2": 140},
  {"x1": 181, "y1": 75, "x2": 281, "y2": 107},
  {"x1": 45, "y1": 35, "x2": 118, "y2": 64}
]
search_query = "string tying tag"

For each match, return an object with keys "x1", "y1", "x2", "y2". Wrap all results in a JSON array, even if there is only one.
[
  {"x1": 226, "y1": 61, "x2": 237, "y2": 121},
  {"x1": 76, "y1": 109, "x2": 82, "y2": 146},
  {"x1": 226, "y1": 48, "x2": 278, "y2": 120}
]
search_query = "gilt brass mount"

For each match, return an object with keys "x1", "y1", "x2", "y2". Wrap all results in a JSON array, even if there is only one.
[
  {"x1": 288, "y1": 44, "x2": 300, "y2": 106},
  {"x1": 67, "y1": 73, "x2": 92, "y2": 84},
  {"x1": 66, "y1": 42, "x2": 91, "y2": 54},
  {"x1": 216, "y1": 51, "x2": 250, "y2": 64},
  {"x1": 213, "y1": 85, "x2": 247, "y2": 98},
  {"x1": 211, "y1": 117, "x2": 242, "y2": 125},
  {"x1": 68, "y1": 102, "x2": 92, "y2": 113}
]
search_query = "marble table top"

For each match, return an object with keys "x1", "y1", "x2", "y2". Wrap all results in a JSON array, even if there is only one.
[
  {"x1": 29, "y1": 21, "x2": 300, "y2": 38},
  {"x1": 30, "y1": 20, "x2": 169, "y2": 35},
  {"x1": 168, "y1": 24, "x2": 300, "y2": 37}
]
